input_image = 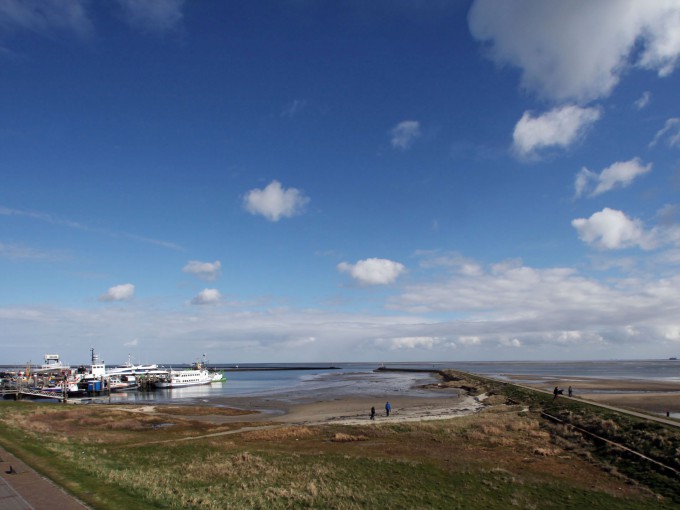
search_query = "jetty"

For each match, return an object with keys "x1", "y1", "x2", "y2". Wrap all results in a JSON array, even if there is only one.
[{"x1": 1, "y1": 382, "x2": 68, "y2": 402}]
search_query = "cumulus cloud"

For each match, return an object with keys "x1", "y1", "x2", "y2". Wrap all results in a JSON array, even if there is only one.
[
  {"x1": 99, "y1": 283, "x2": 135, "y2": 302},
  {"x1": 469, "y1": 0, "x2": 680, "y2": 103},
  {"x1": 572, "y1": 208, "x2": 654, "y2": 250},
  {"x1": 649, "y1": 118, "x2": 680, "y2": 148},
  {"x1": 115, "y1": 0, "x2": 184, "y2": 32},
  {"x1": 390, "y1": 120, "x2": 421, "y2": 150},
  {"x1": 243, "y1": 180, "x2": 310, "y2": 222},
  {"x1": 182, "y1": 260, "x2": 221, "y2": 281},
  {"x1": 338, "y1": 258, "x2": 406, "y2": 285},
  {"x1": 190, "y1": 288, "x2": 221, "y2": 305},
  {"x1": 512, "y1": 105, "x2": 601, "y2": 158},
  {"x1": 575, "y1": 158, "x2": 652, "y2": 198}
]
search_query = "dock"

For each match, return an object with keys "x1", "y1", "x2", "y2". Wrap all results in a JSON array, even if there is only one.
[{"x1": 1, "y1": 383, "x2": 67, "y2": 403}]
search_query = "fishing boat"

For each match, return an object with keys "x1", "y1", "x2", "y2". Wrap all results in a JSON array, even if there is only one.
[{"x1": 106, "y1": 376, "x2": 136, "y2": 392}]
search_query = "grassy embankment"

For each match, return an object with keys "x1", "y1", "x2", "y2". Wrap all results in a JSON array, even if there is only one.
[
  {"x1": 0, "y1": 382, "x2": 677, "y2": 509},
  {"x1": 437, "y1": 369, "x2": 680, "y2": 505}
]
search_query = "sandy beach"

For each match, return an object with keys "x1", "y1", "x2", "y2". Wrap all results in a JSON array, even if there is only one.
[{"x1": 167, "y1": 391, "x2": 484, "y2": 427}]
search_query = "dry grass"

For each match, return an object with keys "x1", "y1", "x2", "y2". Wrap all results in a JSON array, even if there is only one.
[
  {"x1": 533, "y1": 447, "x2": 562, "y2": 457},
  {"x1": 484, "y1": 394, "x2": 508, "y2": 406},
  {"x1": 243, "y1": 426, "x2": 314, "y2": 441},
  {"x1": 330, "y1": 432, "x2": 369, "y2": 442},
  {"x1": 0, "y1": 401, "x2": 666, "y2": 509},
  {"x1": 150, "y1": 405, "x2": 255, "y2": 417}
]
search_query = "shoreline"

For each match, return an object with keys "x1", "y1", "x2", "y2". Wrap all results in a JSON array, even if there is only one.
[{"x1": 204, "y1": 391, "x2": 483, "y2": 426}]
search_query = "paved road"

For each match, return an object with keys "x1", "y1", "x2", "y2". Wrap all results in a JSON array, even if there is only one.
[{"x1": 0, "y1": 446, "x2": 90, "y2": 510}]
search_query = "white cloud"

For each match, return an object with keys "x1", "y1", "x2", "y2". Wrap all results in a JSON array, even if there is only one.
[
  {"x1": 390, "y1": 120, "x2": 421, "y2": 150},
  {"x1": 458, "y1": 336, "x2": 481, "y2": 345},
  {"x1": 634, "y1": 91, "x2": 652, "y2": 110},
  {"x1": 182, "y1": 260, "x2": 221, "y2": 281},
  {"x1": 649, "y1": 117, "x2": 680, "y2": 148},
  {"x1": 243, "y1": 180, "x2": 310, "y2": 222},
  {"x1": 572, "y1": 208, "x2": 654, "y2": 250},
  {"x1": 9, "y1": 253, "x2": 680, "y2": 362},
  {"x1": 99, "y1": 283, "x2": 135, "y2": 302},
  {"x1": 500, "y1": 338, "x2": 522, "y2": 348},
  {"x1": 512, "y1": 105, "x2": 601, "y2": 158},
  {"x1": 0, "y1": 0, "x2": 185, "y2": 43},
  {"x1": 387, "y1": 336, "x2": 440, "y2": 350},
  {"x1": 416, "y1": 250, "x2": 483, "y2": 275},
  {"x1": 0, "y1": 0, "x2": 93, "y2": 37},
  {"x1": 115, "y1": 0, "x2": 184, "y2": 32},
  {"x1": 190, "y1": 288, "x2": 222, "y2": 305},
  {"x1": 575, "y1": 158, "x2": 652, "y2": 198},
  {"x1": 469, "y1": 0, "x2": 680, "y2": 103},
  {"x1": 338, "y1": 258, "x2": 406, "y2": 285},
  {"x1": 124, "y1": 338, "x2": 139, "y2": 347},
  {"x1": 574, "y1": 168, "x2": 595, "y2": 199},
  {"x1": 389, "y1": 257, "x2": 680, "y2": 351}
]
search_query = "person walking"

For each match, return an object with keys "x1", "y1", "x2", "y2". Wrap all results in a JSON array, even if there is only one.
[
  {"x1": 568, "y1": 386, "x2": 573, "y2": 397},
  {"x1": 385, "y1": 401, "x2": 391, "y2": 417},
  {"x1": 370, "y1": 406, "x2": 376, "y2": 420}
]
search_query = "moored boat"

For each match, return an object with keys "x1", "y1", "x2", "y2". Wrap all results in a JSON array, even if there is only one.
[{"x1": 153, "y1": 356, "x2": 214, "y2": 388}]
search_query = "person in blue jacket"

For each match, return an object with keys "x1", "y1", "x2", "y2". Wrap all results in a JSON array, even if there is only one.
[{"x1": 385, "y1": 401, "x2": 391, "y2": 416}]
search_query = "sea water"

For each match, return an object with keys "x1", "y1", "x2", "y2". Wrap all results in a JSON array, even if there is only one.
[{"x1": 99, "y1": 359, "x2": 679, "y2": 404}]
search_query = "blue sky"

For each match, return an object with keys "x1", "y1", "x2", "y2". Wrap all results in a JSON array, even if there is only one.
[{"x1": 2, "y1": 0, "x2": 680, "y2": 365}]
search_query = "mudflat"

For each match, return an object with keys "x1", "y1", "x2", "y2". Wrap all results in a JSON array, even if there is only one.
[{"x1": 503, "y1": 374, "x2": 680, "y2": 415}]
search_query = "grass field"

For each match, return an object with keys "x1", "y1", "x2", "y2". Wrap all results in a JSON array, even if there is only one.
[{"x1": 0, "y1": 399, "x2": 675, "y2": 509}]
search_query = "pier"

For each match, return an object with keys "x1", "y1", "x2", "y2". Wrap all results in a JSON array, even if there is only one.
[{"x1": 1, "y1": 382, "x2": 68, "y2": 402}]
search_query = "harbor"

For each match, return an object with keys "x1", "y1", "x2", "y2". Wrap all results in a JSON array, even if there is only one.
[{"x1": 0, "y1": 350, "x2": 227, "y2": 404}]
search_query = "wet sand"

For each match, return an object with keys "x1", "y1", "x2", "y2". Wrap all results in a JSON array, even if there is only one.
[
  {"x1": 503, "y1": 374, "x2": 680, "y2": 416},
  {"x1": 227, "y1": 392, "x2": 483, "y2": 425},
  {"x1": 129, "y1": 369, "x2": 680, "y2": 423},
  {"x1": 222, "y1": 370, "x2": 474, "y2": 423}
]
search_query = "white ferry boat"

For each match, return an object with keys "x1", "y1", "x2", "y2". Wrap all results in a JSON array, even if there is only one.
[
  {"x1": 106, "y1": 354, "x2": 169, "y2": 384},
  {"x1": 34, "y1": 354, "x2": 70, "y2": 375},
  {"x1": 153, "y1": 357, "x2": 214, "y2": 388}
]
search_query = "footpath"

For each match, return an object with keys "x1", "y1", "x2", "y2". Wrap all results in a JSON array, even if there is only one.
[{"x1": 0, "y1": 445, "x2": 89, "y2": 510}]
